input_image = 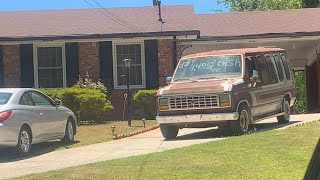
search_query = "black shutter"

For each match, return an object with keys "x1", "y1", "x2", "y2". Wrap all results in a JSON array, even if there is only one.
[
  {"x1": 20, "y1": 44, "x2": 34, "y2": 88},
  {"x1": 145, "y1": 40, "x2": 159, "y2": 89},
  {"x1": 0, "y1": 46, "x2": 3, "y2": 87},
  {"x1": 66, "y1": 42, "x2": 79, "y2": 87},
  {"x1": 99, "y1": 41, "x2": 113, "y2": 89}
]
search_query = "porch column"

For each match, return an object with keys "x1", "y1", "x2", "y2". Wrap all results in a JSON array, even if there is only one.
[{"x1": 317, "y1": 54, "x2": 320, "y2": 106}]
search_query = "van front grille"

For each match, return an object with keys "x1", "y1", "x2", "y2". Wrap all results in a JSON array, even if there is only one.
[{"x1": 169, "y1": 94, "x2": 218, "y2": 110}]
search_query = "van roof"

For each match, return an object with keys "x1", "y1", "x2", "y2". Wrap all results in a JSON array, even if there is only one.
[{"x1": 182, "y1": 47, "x2": 285, "y2": 59}]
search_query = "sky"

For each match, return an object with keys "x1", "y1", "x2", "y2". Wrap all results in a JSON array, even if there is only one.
[{"x1": 0, "y1": 0, "x2": 227, "y2": 14}]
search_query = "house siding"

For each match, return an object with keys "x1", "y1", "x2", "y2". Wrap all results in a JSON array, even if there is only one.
[
  {"x1": 157, "y1": 39, "x2": 175, "y2": 87},
  {"x1": 3, "y1": 45, "x2": 21, "y2": 87},
  {"x1": 78, "y1": 42, "x2": 100, "y2": 81}
]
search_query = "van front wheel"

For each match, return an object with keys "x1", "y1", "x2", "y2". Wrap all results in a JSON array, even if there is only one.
[
  {"x1": 160, "y1": 125, "x2": 179, "y2": 139},
  {"x1": 230, "y1": 105, "x2": 251, "y2": 135}
]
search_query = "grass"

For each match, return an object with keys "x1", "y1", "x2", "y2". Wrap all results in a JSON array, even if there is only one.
[
  {"x1": 15, "y1": 121, "x2": 320, "y2": 180},
  {"x1": 0, "y1": 120, "x2": 157, "y2": 160}
]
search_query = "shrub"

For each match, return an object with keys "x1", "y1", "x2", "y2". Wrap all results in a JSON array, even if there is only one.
[
  {"x1": 74, "y1": 72, "x2": 107, "y2": 94},
  {"x1": 40, "y1": 88, "x2": 113, "y2": 124},
  {"x1": 294, "y1": 71, "x2": 306, "y2": 114},
  {"x1": 133, "y1": 90, "x2": 157, "y2": 119}
]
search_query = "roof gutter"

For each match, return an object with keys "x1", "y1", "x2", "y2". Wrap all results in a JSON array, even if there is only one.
[{"x1": 0, "y1": 30, "x2": 200, "y2": 42}]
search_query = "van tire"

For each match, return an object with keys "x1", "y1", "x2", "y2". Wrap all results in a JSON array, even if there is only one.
[
  {"x1": 160, "y1": 125, "x2": 179, "y2": 139},
  {"x1": 230, "y1": 105, "x2": 251, "y2": 135},
  {"x1": 277, "y1": 99, "x2": 290, "y2": 124}
]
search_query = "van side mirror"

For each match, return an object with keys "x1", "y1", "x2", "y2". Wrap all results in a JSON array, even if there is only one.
[
  {"x1": 166, "y1": 77, "x2": 172, "y2": 83},
  {"x1": 252, "y1": 70, "x2": 258, "y2": 79}
]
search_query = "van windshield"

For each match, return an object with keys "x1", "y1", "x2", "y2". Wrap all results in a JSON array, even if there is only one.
[{"x1": 173, "y1": 55, "x2": 242, "y2": 82}]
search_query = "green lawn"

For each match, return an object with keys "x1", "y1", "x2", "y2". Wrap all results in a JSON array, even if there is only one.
[
  {"x1": 16, "y1": 121, "x2": 320, "y2": 180},
  {"x1": 0, "y1": 120, "x2": 157, "y2": 160}
]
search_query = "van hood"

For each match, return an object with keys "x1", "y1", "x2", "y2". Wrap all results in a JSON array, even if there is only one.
[{"x1": 158, "y1": 78, "x2": 244, "y2": 96}]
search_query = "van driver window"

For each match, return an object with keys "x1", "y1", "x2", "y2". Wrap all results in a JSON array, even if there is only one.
[
  {"x1": 255, "y1": 55, "x2": 271, "y2": 84},
  {"x1": 245, "y1": 57, "x2": 255, "y2": 78}
]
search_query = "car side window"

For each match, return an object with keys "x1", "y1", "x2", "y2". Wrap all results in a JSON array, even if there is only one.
[
  {"x1": 280, "y1": 53, "x2": 291, "y2": 80},
  {"x1": 265, "y1": 54, "x2": 279, "y2": 83},
  {"x1": 273, "y1": 53, "x2": 284, "y2": 81},
  {"x1": 19, "y1": 92, "x2": 35, "y2": 106},
  {"x1": 245, "y1": 57, "x2": 255, "y2": 79},
  {"x1": 254, "y1": 55, "x2": 271, "y2": 84},
  {"x1": 30, "y1": 92, "x2": 53, "y2": 107}
]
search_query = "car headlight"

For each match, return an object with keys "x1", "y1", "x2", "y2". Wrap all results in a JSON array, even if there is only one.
[
  {"x1": 159, "y1": 98, "x2": 169, "y2": 111},
  {"x1": 219, "y1": 94, "x2": 231, "y2": 107}
]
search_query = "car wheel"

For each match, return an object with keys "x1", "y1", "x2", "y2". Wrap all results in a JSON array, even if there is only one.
[
  {"x1": 277, "y1": 99, "x2": 290, "y2": 124},
  {"x1": 230, "y1": 105, "x2": 251, "y2": 135},
  {"x1": 16, "y1": 127, "x2": 32, "y2": 155},
  {"x1": 62, "y1": 119, "x2": 74, "y2": 143},
  {"x1": 160, "y1": 125, "x2": 179, "y2": 139}
]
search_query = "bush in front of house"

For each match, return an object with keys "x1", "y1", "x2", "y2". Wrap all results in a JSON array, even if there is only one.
[
  {"x1": 40, "y1": 88, "x2": 113, "y2": 124},
  {"x1": 133, "y1": 89, "x2": 157, "y2": 119}
]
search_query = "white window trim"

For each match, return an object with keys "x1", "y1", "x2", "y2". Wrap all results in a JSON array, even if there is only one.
[
  {"x1": 112, "y1": 41, "x2": 146, "y2": 89},
  {"x1": 33, "y1": 43, "x2": 67, "y2": 88}
]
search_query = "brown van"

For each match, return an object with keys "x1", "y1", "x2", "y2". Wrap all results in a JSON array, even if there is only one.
[{"x1": 156, "y1": 47, "x2": 296, "y2": 139}]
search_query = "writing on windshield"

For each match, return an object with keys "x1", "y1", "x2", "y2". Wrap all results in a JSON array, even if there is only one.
[{"x1": 173, "y1": 55, "x2": 242, "y2": 81}]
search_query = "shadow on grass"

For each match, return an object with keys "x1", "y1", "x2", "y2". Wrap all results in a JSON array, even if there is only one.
[
  {"x1": 165, "y1": 120, "x2": 301, "y2": 141},
  {"x1": 0, "y1": 140, "x2": 80, "y2": 163}
]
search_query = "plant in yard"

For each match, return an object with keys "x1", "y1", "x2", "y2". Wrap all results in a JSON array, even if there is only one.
[
  {"x1": 133, "y1": 89, "x2": 157, "y2": 119},
  {"x1": 74, "y1": 71, "x2": 108, "y2": 94}
]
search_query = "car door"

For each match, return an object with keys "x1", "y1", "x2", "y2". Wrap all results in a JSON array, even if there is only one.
[
  {"x1": 18, "y1": 92, "x2": 43, "y2": 142},
  {"x1": 29, "y1": 91, "x2": 65, "y2": 139}
]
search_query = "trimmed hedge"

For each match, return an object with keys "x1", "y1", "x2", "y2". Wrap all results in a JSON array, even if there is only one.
[
  {"x1": 40, "y1": 88, "x2": 113, "y2": 123},
  {"x1": 133, "y1": 90, "x2": 157, "y2": 119}
]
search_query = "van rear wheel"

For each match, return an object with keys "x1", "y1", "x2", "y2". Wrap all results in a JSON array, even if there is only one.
[
  {"x1": 160, "y1": 125, "x2": 179, "y2": 139},
  {"x1": 277, "y1": 99, "x2": 290, "y2": 124}
]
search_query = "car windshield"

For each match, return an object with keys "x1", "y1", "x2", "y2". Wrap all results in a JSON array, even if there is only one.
[
  {"x1": 173, "y1": 55, "x2": 242, "y2": 82},
  {"x1": 0, "y1": 92, "x2": 13, "y2": 105}
]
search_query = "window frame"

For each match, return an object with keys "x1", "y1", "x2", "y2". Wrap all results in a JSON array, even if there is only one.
[
  {"x1": 112, "y1": 41, "x2": 146, "y2": 89},
  {"x1": 33, "y1": 43, "x2": 67, "y2": 88}
]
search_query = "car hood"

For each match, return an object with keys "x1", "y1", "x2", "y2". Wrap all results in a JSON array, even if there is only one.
[{"x1": 158, "y1": 78, "x2": 243, "y2": 96}]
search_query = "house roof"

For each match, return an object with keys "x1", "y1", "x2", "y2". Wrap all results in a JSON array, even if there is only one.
[
  {"x1": 182, "y1": 47, "x2": 285, "y2": 59},
  {"x1": 0, "y1": 5, "x2": 198, "y2": 41},
  {"x1": 197, "y1": 8, "x2": 320, "y2": 39}
]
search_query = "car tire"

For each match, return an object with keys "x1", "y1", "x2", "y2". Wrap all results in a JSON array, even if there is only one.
[
  {"x1": 160, "y1": 125, "x2": 179, "y2": 139},
  {"x1": 62, "y1": 119, "x2": 75, "y2": 143},
  {"x1": 230, "y1": 105, "x2": 251, "y2": 135},
  {"x1": 16, "y1": 127, "x2": 32, "y2": 155},
  {"x1": 277, "y1": 98, "x2": 290, "y2": 124}
]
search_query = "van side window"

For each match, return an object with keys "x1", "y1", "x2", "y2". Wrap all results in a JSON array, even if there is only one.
[
  {"x1": 273, "y1": 54, "x2": 284, "y2": 81},
  {"x1": 245, "y1": 57, "x2": 255, "y2": 79},
  {"x1": 265, "y1": 55, "x2": 278, "y2": 83},
  {"x1": 254, "y1": 55, "x2": 271, "y2": 84},
  {"x1": 280, "y1": 53, "x2": 291, "y2": 80}
]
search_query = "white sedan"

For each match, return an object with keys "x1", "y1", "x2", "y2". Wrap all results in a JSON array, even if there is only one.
[{"x1": 0, "y1": 88, "x2": 77, "y2": 155}]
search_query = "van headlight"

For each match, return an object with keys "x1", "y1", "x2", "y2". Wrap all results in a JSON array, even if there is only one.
[
  {"x1": 158, "y1": 98, "x2": 169, "y2": 111},
  {"x1": 219, "y1": 94, "x2": 231, "y2": 107}
]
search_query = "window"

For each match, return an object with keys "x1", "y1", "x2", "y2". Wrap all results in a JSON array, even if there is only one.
[
  {"x1": 273, "y1": 54, "x2": 284, "y2": 81},
  {"x1": 19, "y1": 92, "x2": 35, "y2": 106},
  {"x1": 114, "y1": 43, "x2": 145, "y2": 88},
  {"x1": 0, "y1": 93, "x2": 12, "y2": 105},
  {"x1": 30, "y1": 92, "x2": 53, "y2": 106},
  {"x1": 245, "y1": 57, "x2": 256, "y2": 79},
  {"x1": 265, "y1": 55, "x2": 278, "y2": 83},
  {"x1": 280, "y1": 53, "x2": 291, "y2": 80},
  {"x1": 255, "y1": 55, "x2": 271, "y2": 84},
  {"x1": 34, "y1": 44, "x2": 66, "y2": 88}
]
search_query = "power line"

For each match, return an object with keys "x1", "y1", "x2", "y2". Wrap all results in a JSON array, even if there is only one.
[{"x1": 86, "y1": 0, "x2": 143, "y2": 33}]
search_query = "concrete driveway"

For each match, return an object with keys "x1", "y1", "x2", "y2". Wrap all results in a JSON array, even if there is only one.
[{"x1": 0, "y1": 113, "x2": 319, "y2": 179}]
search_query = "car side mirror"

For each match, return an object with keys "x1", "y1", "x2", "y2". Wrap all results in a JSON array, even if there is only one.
[
  {"x1": 55, "y1": 99, "x2": 62, "y2": 106},
  {"x1": 166, "y1": 76, "x2": 172, "y2": 83}
]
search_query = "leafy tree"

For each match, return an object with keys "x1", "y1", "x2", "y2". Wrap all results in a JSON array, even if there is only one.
[{"x1": 217, "y1": 0, "x2": 318, "y2": 12}]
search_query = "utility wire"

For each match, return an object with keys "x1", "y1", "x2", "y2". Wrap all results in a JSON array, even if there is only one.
[{"x1": 88, "y1": 0, "x2": 142, "y2": 33}]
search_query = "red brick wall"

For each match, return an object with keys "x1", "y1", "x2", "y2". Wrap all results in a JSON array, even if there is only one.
[
  {"x1": 78, "y1": 42, "x2": 100, "y2": 81},
  {"x1": 157, "y1": 39, "x2": 175, "y2": 87},
  {"x1": 3, "y1": 45, "x2": 20, "y2": 87}
]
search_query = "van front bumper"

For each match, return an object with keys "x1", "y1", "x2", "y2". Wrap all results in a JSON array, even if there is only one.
[{"x1": 156, "y1": 112, "x2": 239, "y2": 124}]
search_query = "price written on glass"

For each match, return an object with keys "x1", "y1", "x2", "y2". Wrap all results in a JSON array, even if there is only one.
[{"x1": 178, "y1": 58, "x2": 241, "y2": 73}]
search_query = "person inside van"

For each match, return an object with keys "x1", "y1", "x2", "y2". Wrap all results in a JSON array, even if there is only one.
[{"x1": 245, "y1": 57, "x2": 258, "y2": 86}]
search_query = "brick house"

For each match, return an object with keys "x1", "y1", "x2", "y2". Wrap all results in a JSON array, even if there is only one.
[{"x1": 1, "y1": 5, "x2": 320, "y2": 118}]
